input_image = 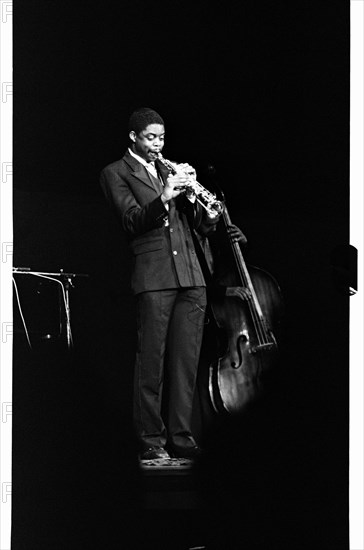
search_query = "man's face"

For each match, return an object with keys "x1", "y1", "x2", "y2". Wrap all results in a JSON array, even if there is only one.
[{"x1": 130, "y1": 123, "x2": 165, "y2": 162}]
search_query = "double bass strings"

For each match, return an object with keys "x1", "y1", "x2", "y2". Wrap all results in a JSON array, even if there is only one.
[
  {"x1": 231, "y1": 244, "x2": 269, "y2": 347},
  {"x1": 223, "y1": 209, "x2": 271, "y2": 348}
]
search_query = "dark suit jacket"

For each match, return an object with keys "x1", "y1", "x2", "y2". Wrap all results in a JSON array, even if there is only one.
[{"x1": 100, "y1": 150, "x2": 207, "y2": 294}]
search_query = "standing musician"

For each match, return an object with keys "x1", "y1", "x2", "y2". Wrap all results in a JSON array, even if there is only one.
[{"x1": 100, "y1": 107, "x2": 249, "y2": 460}]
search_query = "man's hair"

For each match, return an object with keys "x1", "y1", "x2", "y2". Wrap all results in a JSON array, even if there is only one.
[{"x1": 128, "y1": 107, "x2": 165, "y2": 134}]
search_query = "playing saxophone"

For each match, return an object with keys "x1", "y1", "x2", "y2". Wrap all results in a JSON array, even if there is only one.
[{"x1": 157, "y1": 153, "x2": 223, "y2": 217}]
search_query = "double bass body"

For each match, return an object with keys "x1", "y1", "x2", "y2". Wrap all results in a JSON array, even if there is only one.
[
  {"x1": 207, "y1": 205, "x2": 284, "y2": 415},
  {"x1": 209, "y1": 264, "x2": 283, "y2": 414}
]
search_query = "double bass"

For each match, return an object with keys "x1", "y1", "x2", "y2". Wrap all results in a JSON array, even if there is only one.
[{"x1": 207, "y1": 184, "x2": 284, "y2": 415}]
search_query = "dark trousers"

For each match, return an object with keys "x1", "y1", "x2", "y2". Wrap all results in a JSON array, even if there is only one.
[{"x1": 133, "y1": 287, "x2": 207, "y2": 452}]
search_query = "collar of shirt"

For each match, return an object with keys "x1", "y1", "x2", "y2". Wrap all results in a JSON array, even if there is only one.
[{"x1": 128, "y1": 148, "x2": 157, "y2": 177}]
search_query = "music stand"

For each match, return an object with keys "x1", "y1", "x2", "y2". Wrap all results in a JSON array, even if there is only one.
[{"x1": 12, "y1": 268, "x2": 89, "y2": 350}]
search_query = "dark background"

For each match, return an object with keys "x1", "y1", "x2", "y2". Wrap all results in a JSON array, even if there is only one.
[{"x1": 12, "y1": 1, "x2": 350, "y2": 549}]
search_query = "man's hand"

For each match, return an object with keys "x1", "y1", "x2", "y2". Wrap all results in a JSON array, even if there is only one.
[
  {"x1": 225, "y1": 286, "x2": 251, "y2": 301},
  {"x1": 176, "y1": 163, "x2": 197, "y2": 179},
  {"x1": 227, "y1": 224, "x2": 247, "y2": 245},
  {"x1": 161, "y1": 173, "x2": 189, "y2": 203}
]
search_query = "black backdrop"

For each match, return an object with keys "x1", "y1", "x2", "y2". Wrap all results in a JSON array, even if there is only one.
[{"x1": 12, "y1": 2, "x2": 350, "y2": 549}]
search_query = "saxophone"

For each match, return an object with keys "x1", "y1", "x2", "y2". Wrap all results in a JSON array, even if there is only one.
[{"x1": 156, "y1": 153, "x2": 223, "y2": 217}]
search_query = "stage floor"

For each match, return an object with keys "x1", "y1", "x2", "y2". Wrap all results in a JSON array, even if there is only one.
[{"x1": 139, "y1": 458, "x2": 202, "y2": 509}]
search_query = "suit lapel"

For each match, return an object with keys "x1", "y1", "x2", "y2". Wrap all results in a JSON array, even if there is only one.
[
  {"x1": 123, "y1": 151, "x2": 171, "y2": 194},
  {"x1": 123, "y1": 151, "x2": 157, "y2": 192}
]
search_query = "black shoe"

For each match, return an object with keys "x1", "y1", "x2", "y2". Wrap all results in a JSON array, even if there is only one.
[
  {"x1": 171, "y1": 445, "x2": 202, "y2": 459},
  {"x1": 139, "y1": 447, "x2": 170, "y2": 460}
]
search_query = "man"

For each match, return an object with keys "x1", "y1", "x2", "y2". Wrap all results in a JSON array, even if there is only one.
[{"x1": 100, "y1": 107, "x2": 220, "y2": 460}]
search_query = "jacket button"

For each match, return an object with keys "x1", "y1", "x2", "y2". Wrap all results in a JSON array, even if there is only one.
[{"x1": 173, "y1": 250, "x2": 178, "y2": 255}]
